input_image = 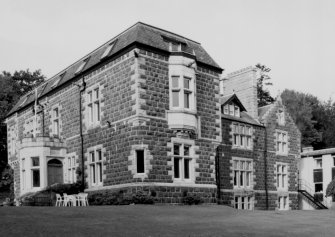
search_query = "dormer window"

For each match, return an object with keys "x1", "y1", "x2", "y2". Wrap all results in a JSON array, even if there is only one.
[
  {"x1": 51, "y1": 72, "x2": 66, "y2": 89},
  {"x1": 75, "y1": 58, "x2": 89, "y2": 74},
  {"x1": 101, "y1": 41, "x2": 116, "y2": 60},
  {"x1": 223, "y1": 103, "x2": 240, "y2": 117}
]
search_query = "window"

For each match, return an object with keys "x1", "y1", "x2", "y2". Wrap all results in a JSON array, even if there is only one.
[
  {"x1": 223, "y1": 103, "x2": 240, "y2": 117},
  {"x1": 31, "y1": 157, "x2": 40, "y2": 187},
  {"x1": 233, "y1": 159, "x2": 253, "y2": 188},
  {"x1": 136, "y1": 150, "x2": 145, "y2": 174},
  {"x1": 234, "y1": 196, "x2": 253, "y2": 210},
  {"x1": 278, "y1": 196, "x2": 289, "y2": 210},
  {"x1": 232, "y1": 123, "x2": 252, "y2": 149},
  {"x1": 277, "y1": 109, "x2": 285, "y2": 125},
  {"x1": 10, "y1": 127, "x2": 15, "y2": 156},
  {"x1": 21, "y1": 158, "x2": 26, "y2": 190},
  {"x1": 276, "y1": 164, "x2": 288, "y2": 190},
  {"x1": 170, "y1": 76, "x2": 194, "y2": 110},
  {"x1": 52, "y1": 107, "x2": 60, "y2": 136},
  {"x1": 313, "y1": 167, "x2": 323, "y2": 192},
  {"x1": 87, "y1": 88, "x2": 101, "y2": 126},
  {"x1": 173, "y1": 144, "x2": 192, "y2": 181},
  {"x1": 101, "y1": 42, "x2": 115, "y2": 59},
  {"x1": 75, "y1": 58, "x2": 88, "y2": 74},
  {"x1": 315, "y1": 158, "x2": 322, "y2": 168},
  {"x1": 68, "y1": 156, "x2": 76, "y2": 183},
  {"x1": 89, "y1": 149, "x2": 103, "y2": 186},
  {"x1": 276, "y1": 131, "x2": 288, "y2": 155}
]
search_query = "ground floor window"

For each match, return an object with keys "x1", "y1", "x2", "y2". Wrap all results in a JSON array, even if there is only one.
[
  {"x1": 89, "y1": 149, "x2": 103, "y2": 186},
  {"x1": 173, "y1": 143, "x2": 192, "y2": 181},
  {"x1": 278, "y1": 196, "x2": 289, "y2": 210},
  {"x1": 31, "y1": 157, "x2": 40, "y2": 187},
  {"x1": 67, "y1": 156, "x2": 77, "y2": 183},
  {"x1": 234, "y1": 195, "x2": 253, "y2": 210}
]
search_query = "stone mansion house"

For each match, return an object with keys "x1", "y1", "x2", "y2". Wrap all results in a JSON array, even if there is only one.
[{"x1": 5, "y1": 22, "x2": 301, "y2": 210}]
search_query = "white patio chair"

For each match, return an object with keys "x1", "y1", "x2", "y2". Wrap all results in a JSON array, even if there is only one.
[
  {"x1": 77, "y1": 193, "x2": 89, "y2": 206},
  {"x1": 63, "y1": 193, "x2": 72, "y2": 207},
  {"x1": 55, "y1": 193, "x2": 64, "y2": 207}
]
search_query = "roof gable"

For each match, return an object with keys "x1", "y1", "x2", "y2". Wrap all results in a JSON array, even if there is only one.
[{"x1": 220, "y1": 94, "x2": 247, "y2": 112}]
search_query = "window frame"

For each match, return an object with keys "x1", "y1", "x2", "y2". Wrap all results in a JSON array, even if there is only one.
[
  {"x1": 136, "y1": 150, "x2": 145, "y2": 174},
  {"x1": 87, "y1": 87, "x2": 102, "y2": 127},
  {"x1": 67, "y1": 156, "x2": 77, "y2": 184},
  {"x1": 232, "y1": 123, "x2": 252, "y2": 150},
  {"x1": 52, "y1": 107, "x2": 60, "y2": 136},
  {"x1": 170, "y1": 75, "x2": 195, "y2": 111},
  {"x1": 233, "y1": 158, "x2": 253, "y2": 189},
  {"x1": 31, "y1": 157, "x2": 40, "y2": 188},
  {"x1": 278, "y1": 196, "x2": 289, "y2": 210},
  {"x1": 276, "y1": 130, "x2": 288, "y2": 155},
  {"x1": 276, "y1": 163, "x2": 288, "y2": 191},
  {"x1": 172, "y1": 143, "x2": 193, "y2": 182},
  {"x1": 89, "y1": 149, "x2": 103, "y2": 186},
  {"x1": 21, "y1": 158, "x2": 26, "y2": 190},
  {"x1": 234, "y1": 195, "x2": 253, "y2": 210}
]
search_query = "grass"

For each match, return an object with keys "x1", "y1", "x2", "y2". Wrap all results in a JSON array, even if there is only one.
[{"x1": 0, "y1": 205, "x2": 334, "y2": 237}]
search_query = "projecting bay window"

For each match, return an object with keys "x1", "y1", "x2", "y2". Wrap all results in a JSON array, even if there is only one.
[
  {"x1": 89, "y1": 149, "x2": 103, "y2": 186},
  {"x1": 233, "y1": 158, "x2": 253, "y2": 189},
  {"x1": 276, "y1": 163, "x2": 288, "y2": 190},
  {"x1": 170, "y1": 76, "x2": 194, "y2": 110},
  {"x1": 31, "y1": 157, "x2": 40, "y2": 188},
  {"x1": 173, "y1": 144, "x2": 192, "y2": 181},
  {"x1": 87, "y1": 88, "x2": 101, "y2": 126},
  {"x1": 232, "y1": 123, "x2": 252, "y2": 149}
]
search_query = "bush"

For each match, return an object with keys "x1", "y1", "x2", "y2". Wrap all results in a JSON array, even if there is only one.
[
  {"x1": 182, "y1": 192, "x2": 203, "y2": 205},
  {"x1": 44, "y1": 181, "x2": 85, "y2": 195},
  {"x1": 314, "y1": 192, "x2": 324, "y2": 202},
  {"x1": 88, "y1": 190, "x2": 155, "y2": 205}
]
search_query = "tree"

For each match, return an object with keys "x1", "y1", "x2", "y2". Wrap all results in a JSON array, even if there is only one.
[
  {"x1": 0, "y1": 70, "x2": 45, "y2": 173},
  {"x1": 255, "y1": 64, "x2": 275, "y2": 107},
  {"x1": 281, "y1": 89, "x2": 322, "y2": 147}
]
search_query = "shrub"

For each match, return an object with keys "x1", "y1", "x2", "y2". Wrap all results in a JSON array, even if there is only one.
[
  {"x1": 314, "y1": 192, "x2": 324, "y2": 202},
  {"x1": 44, "y1": 181, "x2": 85, "y2": 195},
  {"x1": 88, "y1": 190, "x2": 155, "y2": 205},
  {"x1": 182, "y1": 193, "x2": 203, "y2": 205}
]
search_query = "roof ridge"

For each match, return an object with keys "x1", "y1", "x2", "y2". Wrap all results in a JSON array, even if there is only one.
[{"x1": 137, "y1": 22, "x2": 200, "y2": 45}]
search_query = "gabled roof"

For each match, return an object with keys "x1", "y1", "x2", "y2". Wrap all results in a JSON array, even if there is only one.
[
  {"x1": 7, "y1": 22, "x2": 223, "y2": 117},
  {"x1": 219, "y1": 94, "x2": 247, "y2": 112}
]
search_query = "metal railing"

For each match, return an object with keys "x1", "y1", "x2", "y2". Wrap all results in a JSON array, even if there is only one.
[{"x1": 298, "y1": 178, "x2": 329, "y2": 208}]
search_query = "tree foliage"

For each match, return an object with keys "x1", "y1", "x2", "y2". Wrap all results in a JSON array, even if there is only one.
[
  {"x1": 282, "y1": 89, "x2": 335, "y2": 149},
  {"x1": 0, "y1": 69, "x2": 45, "y2": 173},
  {"x1": 255, "y1": 63, "x2": 275, "y2": 107}
]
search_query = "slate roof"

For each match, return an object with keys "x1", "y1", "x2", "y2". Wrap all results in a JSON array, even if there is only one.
[
  {"x1": 7, "y1": 22, "x2": 222, "y2": 117},
  {"x1": 221, "y1": 111, "x2": 262, "y2": 126},
  {"x1": 258, "y1": 104, "x2": 274, "y2": 121}
]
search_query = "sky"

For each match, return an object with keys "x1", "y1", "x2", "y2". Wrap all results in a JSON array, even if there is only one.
[{"x1": 0, "y1": 0, "x2": 334, "y2": 101}]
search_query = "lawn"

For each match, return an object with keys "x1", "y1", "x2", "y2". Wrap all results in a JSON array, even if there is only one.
[{"x1": 0, "y1": 205, "x2": 334, "y2": 237}]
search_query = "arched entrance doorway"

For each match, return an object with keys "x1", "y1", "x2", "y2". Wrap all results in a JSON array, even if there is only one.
[{"x1": 47, "y1": 159, "x2": 63, "y2": 186}]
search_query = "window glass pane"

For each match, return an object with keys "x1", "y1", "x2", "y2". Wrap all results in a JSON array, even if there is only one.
[
  {"x1": 90, "y1": 152, "x2": 95, "y2": 162},
  {"x1": 96, "y1": 102, "x2": 100, "y2": 121},
  {"x1": 174, "y1": 158, "x2": 180, "y2": 178},
  {"x1": 91, "y1": 164, "x2": 96, "y2": 183},
  {"x1": 229, "y1": 105, "x2": 234, "y2": 115},
  {"x1": 32, "y1": 157, "x2": 39, "y2": 167},
  {"x1": 174, "y1": 144, "x2": 180, "y2": 155},
  {"x1": 172, "y1": 76, "x2": 179, "y2": 88},
  {"x1": 184, "y1": 77, "x2": 190, "y2": 89},
  {"x1": 184, "y1": 146, "x2": 190, "y2": 156},
  {"x1": 233, "y1": 160, "x2": 238, "y2": 169},
  {"x1": 235, "y1": 196, "x2": 239, "y2": 209},
  {"x1": 240, "y1": 171, "x2": 244, "y2": 186},
  {"x1": 184, "y1": 92, "x2": 190, "y2": 108},
  {"x1": 246, "y1": 172, "x2": 250, "y2": 186},
  {"x1": 172, "y1": 91, "x2": 179, "y2": 107},
  {"x1": 72, "y1": 157, "x2": 75, "y2": 166},
  {"x1": 171, "y1": 42, "x2": 179, "y2": 51},
  {"x1": 184, "y1": 159, "x2": 190, "y2": 179},
  {"x1": 88, "y1": 91, "x2": 92, "y2": 103},
  {"x1": 98, "y1": 163, "x2": 103, "y2": 182},
  {"x1": 240, "y1": 136, "x2": 244, "y2": 146},
  {"x1": 32, "y1": 169, "x2": 40, "y2": 187},
  {"x1": 234, "y1": 106, "x2": 239, "y2": 117},
  {"x1": 136, "y1": 150, "x2": 145, "y2": 173},
  {"x1": 97, "y1": 150, "x2": 102, "y2": 161},
  {"x1": 234, "y1": 134, "x2": 238, "y2": 145},
  {"x1": 54, "y1": 108, "x2": 58, "y2": 117},
  {"x1": 234, "y1": 171, "x2": 238, "y2": 186},
  {"x1": 277, "y1": 174, "x2": 280, "y2": 187}
]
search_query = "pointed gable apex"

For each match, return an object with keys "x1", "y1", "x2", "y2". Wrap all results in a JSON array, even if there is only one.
[{"x1": 220, "y1": 94, "x2": 247, "y2": 112}]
